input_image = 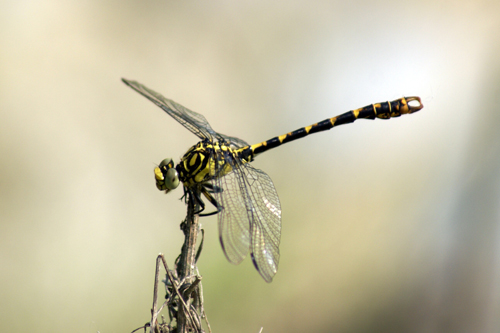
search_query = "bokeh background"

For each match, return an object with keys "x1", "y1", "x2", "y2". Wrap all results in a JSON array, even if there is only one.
[{"x1": 2, "y1": 1, "x2": 500, "y2": 332}]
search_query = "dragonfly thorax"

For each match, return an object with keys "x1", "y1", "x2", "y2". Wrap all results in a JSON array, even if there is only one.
[{"x1": 154, "y1": 140, "x2": 238, "y2": 193}]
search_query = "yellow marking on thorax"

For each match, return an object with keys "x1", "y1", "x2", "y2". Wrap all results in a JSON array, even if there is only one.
[
  {"x1": 194, "y1": 160, "x2": 210, "y2": 183},
  {"x1": 189, "y1": 154, "x2": 198, "y2": 166},
  {"x1": 180, "y1": 142, "x2": 241, "y2": 185}
]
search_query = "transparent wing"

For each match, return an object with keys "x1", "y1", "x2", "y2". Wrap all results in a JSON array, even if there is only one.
[
  {"x1": 216, "y1": 133, "x2": 250, "y2": 149},
  {"x1": 213, "y1": 161, "x2": 251, "y2": 265},
  {"x1": 213, "y1": 152, "x2": 281, "y2": 283},
  {"x1": 244, "y1": 164, "x2": 281, "y2": 282},
  {"x1": 122, "y1": 78, "x2": 216, "y2": 141}
]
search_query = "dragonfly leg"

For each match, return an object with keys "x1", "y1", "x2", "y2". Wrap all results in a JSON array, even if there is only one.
[
  {"x1": 203, "y1": 183, "x2": 223, "y2": 194},
  {"x1": 197, "y1": 185, "x2": 222, "y2": 217},
  {"x1": 180, "y1": 186, "x2": 189, "y2": 204},
  {"x1": 189, "y1": 189, "x2": 207, "y2": 215},
  {"x1": 183, "y1": 184, "x2": 221, "y2": 216}
]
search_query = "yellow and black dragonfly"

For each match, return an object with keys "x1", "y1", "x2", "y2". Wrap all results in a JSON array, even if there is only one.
[{"x1": 122, "y1": 78, "x2": 423, "y2": 283}]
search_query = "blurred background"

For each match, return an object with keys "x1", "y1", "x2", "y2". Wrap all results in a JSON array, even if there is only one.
[{"x1": 1, "y1": 1, "x2": 500, "y2": 332}]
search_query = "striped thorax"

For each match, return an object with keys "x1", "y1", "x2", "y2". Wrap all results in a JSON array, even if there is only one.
[{"x1": 155, "y1": 140, "x2": 246, "y2": 193}]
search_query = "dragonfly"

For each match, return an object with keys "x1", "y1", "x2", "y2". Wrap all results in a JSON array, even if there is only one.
[{"x1": 122, "y1": 78, "x2": 423, "y2": 283}]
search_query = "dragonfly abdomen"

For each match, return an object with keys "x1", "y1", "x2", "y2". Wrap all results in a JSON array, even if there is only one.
[{"x1": 237, "y1": 96, "x2": 422, "y2": 159}]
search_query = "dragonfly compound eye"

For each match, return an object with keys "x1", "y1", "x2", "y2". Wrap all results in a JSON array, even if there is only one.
[
  {"x1": 155, "y1": 158, "x2": 180, "y2": 191},
  {"x1": 164, "y1": 167, "x2": 180, "y2": 190},
  {"x1": 159, "y1": 158, "x2": 174, "y2": 169}
]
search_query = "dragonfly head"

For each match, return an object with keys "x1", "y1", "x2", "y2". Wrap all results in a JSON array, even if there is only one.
[{"x1": 154, "y1": 158, "x2": 180, "y2": 192}]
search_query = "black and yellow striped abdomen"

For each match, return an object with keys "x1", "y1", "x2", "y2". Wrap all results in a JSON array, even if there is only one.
[{"x1": 236, "y1": 96, "x2": 422, "y2": 162}]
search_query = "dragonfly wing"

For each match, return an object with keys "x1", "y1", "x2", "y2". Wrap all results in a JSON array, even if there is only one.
[
  {"x1": 243, "y1": 164, "x2": 281, "y2": 283},
  {"x1": 213, "y1": 151, "x2": 281, "y2": 282},
  {"x1": 213, "y1": 162, "x2": 251, "y2": 265},
  {"x1": 122, "y1": 79, "x2": 216, "y2": 141},
  {"x1": 216, "y1": 133, "x2": 250, "y2": 149}
]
